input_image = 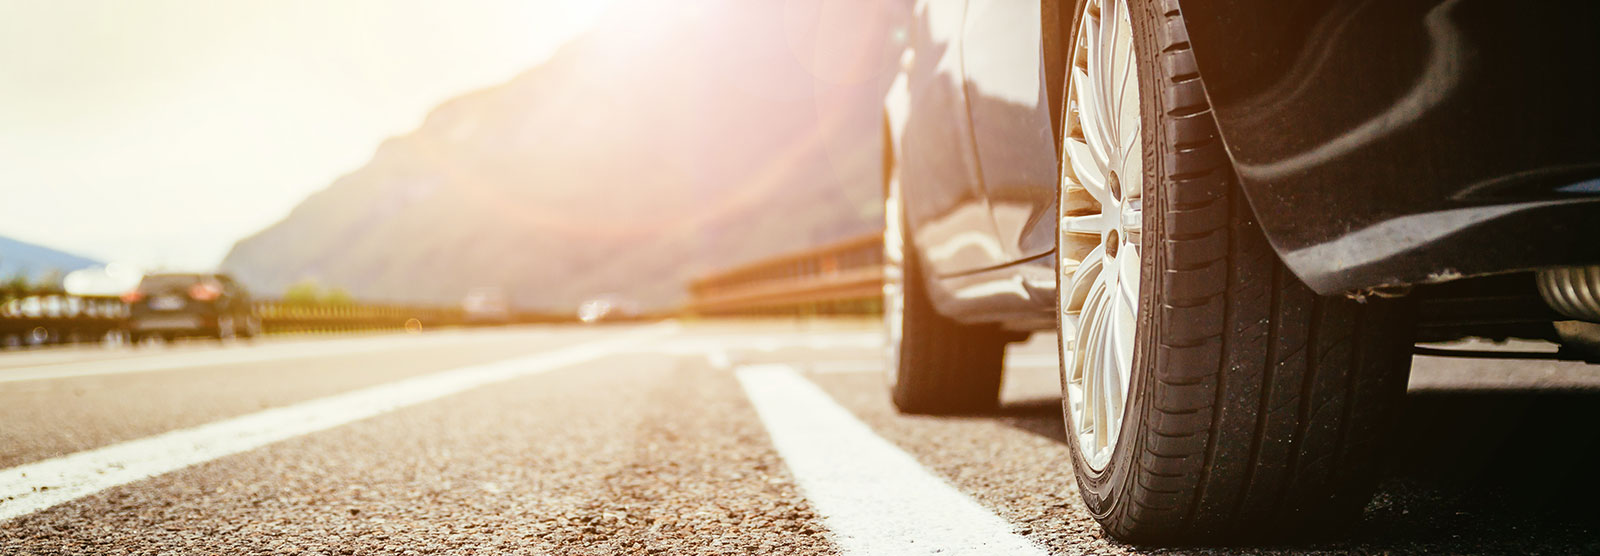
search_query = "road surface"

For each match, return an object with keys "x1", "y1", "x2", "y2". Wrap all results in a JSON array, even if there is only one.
[{"x1": 2, "y1": 321, "x2": 1597, "y2": 554}]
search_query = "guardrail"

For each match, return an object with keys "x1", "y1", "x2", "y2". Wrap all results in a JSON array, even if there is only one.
[
  {"x1": 688, "y1": 232, "x2": 885, "y2": 316},
  {"x1": 0, "y1": 295, "x2": 505, "y2": 349},
  {"x1": 0, "y1": 295, "x2": 129, "y2": 346},
  {"x1": 253, "y1": 301, "x2": 467, "y2": 335}
]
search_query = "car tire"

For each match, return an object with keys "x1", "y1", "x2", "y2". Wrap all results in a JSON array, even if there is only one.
[
  {"x1": 883, "y1": 126, "x2": 1008, "y2": 415},
  {"x1": 238, "y1": 315, "x2": 262, "y2": 339},
  {"x1": 215, "y1": 315, "x2": 236, "y2": 341},
  {"x1": 1055, "y1": 0, "x2": 1417, "y2": 544}
]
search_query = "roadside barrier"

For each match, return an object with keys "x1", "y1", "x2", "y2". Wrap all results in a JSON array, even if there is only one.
[
  {"x1": 0, "y1": 295, "x2": 128, "y2": 347},
  {"x1": 688, "y1": 232, "x2": 884, "y2": 316},
  {"x1": 0, "y1": 296, "x2": 545, "y2": 349},
  {"x1": 252, "y1": 301, "x2": 467, "y2": 335}
]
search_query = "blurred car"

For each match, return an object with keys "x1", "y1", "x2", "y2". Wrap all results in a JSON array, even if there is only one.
[
  {"x1": 576, "y1": 295, "x2": 637, "y2": 324},
  {"x1": 883, "y1": 0, "x2": 1599, "y2": 544},
  {"x1": 461, "y1": 287, "x2": 512, "y2": 325},
  {"x1": 124, "y1": 273, "x2": 258, "y2": 342}
]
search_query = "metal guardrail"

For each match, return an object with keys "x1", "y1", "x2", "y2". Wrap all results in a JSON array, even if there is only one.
[
  {"x1": 253, "y1": 301, "x2": 468, "y2": 334},
  {"x1": 688, "y1": 232, "x2": 885, "y2": 316},
  {"x1": 0, "y1": 295, "x2": 129, "y2": 346},
  {"x1": 0, "y1": 295, "x2": 484, "y2": 349}
]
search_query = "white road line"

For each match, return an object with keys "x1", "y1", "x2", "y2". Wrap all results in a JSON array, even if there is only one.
[
  {"x1": 736, "y1": 364, "x2": 1049, "y2": 556},
  {"x1": 1007, "y1": 353, "x2": 1060, "y2": 368},
  {"x1": 806, "y1": 360, "x2": 884, "y2": 374},
  {"x1": 706, "y1": 349, "x2": 732, "y2": 370},
  {"x1": 0, "y1": 328, "x2": 558, "y2": 384},
  {"x1": 0, "y1": 324, "x2": 677, "y2": 522}
]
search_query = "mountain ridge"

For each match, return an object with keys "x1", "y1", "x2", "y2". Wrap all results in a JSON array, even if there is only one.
[
  {"x1": 0, "y1": 235, "x2": 102, "y2": 282},
  {"x1": 221, "y1": 1, "x2": 901, "y2": 310}
]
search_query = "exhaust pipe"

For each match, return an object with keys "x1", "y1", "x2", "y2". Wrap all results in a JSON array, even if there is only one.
[{"x1": 1537, "y1": 265, "x2": 1600, "y2": 322}]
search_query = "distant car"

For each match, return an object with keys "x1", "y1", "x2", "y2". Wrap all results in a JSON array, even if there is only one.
[
  {"x1": 577, "y1": 296, "x2": 637, "y2": 324},
  {"x1": 124, "y1": 273, "x2": 259, "y2": 342},
  {"x1": 461, "y1": 287, "x2": 512, "y2": 325}
]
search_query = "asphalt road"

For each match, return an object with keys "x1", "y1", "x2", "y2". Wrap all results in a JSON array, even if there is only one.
[{"x1": 1, "y1": 321, "x2": 1597, "y2": 555}]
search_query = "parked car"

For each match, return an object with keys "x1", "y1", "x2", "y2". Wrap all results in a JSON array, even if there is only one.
[
  {"x1": 882, "y1": 0, "x2": 1599, "y2": 544},
  {"x1": 124, "y1": 273, "x2": 259, "y2": 342}
]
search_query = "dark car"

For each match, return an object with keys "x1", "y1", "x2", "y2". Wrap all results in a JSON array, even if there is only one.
[
  {"x1": 883, "y1": 0, "x2": 1599, "y2": 544},
  {"x1": 124, "y1": 273, "x2": 260, "y2": 342}
]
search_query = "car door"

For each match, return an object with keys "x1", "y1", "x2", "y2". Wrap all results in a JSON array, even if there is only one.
[
  {"x1": 896, "y1": 0, "x2": 1009, "y2": 277},
  {"x1": 960, "y1": 0, "x2": 1060, "y2": 261}
]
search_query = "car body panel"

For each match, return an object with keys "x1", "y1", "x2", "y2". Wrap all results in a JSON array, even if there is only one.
[
  {"x1": 961, "y1": 0, "x2": 1062, "y2": 261},
  {"x1": 1180, "y1": 0, "x2": 1600, "y2": 293},
  {"x1": 896, "y1": 0, "x2": 1010, "y2": 277}
]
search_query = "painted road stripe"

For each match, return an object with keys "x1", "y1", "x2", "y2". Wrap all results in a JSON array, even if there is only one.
[
  {"x1": 0, "y1": 328, "x2": 565, "y2": 384},
  {"x1": 736, "y1": 364, "x2": 1048, "y2": 556},
  {"x1": 0, "y1": 324, "x2": 677, "y2": 522}
]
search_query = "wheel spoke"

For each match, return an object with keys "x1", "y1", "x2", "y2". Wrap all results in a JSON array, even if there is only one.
[
  {"x1": 1065, "y1": 245, "x2": 1104, "y2": 313},
  {"x1": 1070, "y1": 67, "x2": 1113, "y2": 173},
  {"x1": 1100, "y1": 299, "x2": 1122, "y2": 444},
  {"x1": 1112, "y1": 3, "x2": 1136, "y2": 143},
  {"x1": 1061, "y1": 213, "x2": 1102, "y2": 236},
  {"x1": 1119, "y1": 249, "x2": 1140, "y2": 311},
  {"x1": 1100, "y1": 0, "x2": 1120, "y2": 143},
  {"x1": 1065, "y1": 135, "x2": 1111, "y2": 206},
  {"x1": 1082, "y1": 281, "x2": 1108, "y2": 444}
]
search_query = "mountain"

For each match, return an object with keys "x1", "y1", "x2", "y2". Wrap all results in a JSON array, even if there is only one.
[
  {"x1": 220, "y1": 0, "x2": 904, "y2": 310},
  {"x1": 0, "y1": 235, "x2": 102, "y2": 282}
]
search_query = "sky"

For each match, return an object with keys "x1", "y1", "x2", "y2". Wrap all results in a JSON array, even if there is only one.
[{"x1": 0, "y1": 0, "x2": 611, "y2": 271}]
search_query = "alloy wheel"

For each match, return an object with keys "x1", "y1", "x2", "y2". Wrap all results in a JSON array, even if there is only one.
[{"x1": 1060, "y1": 0, "x2": 1143, "y2": 472}]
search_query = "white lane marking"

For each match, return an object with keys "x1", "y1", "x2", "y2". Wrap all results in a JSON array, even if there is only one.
[
  {"x1": 806, "y1": 360, "x2": 884, "y2": 374},
  {"x1": 736, "y1": 364, "x2": 1048, "y2": 556},
  {"x1": 0, "y1": 324, "x2": 677, "y2": 522},
  {"x1": 0, "y1": 328, "x2": 562, "y2": 384},
  {"x1": 1006, "y1": 353, "x2": 1060, "y2": 368},
  {"x1": 706, "y1": 349, "x2": 732, "y2": 370}
]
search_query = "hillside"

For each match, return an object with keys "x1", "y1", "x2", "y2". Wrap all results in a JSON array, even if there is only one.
[
  {"x1": 220, "y1": 1, "x2": 901, "y2": 310},
  {"x1": 0, "y1": 235, "x2": 102, "y2": 281}
]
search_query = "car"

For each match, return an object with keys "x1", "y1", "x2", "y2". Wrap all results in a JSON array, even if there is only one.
[
  {"x1": 124, "y1": 273, "x2": 260, "y2": 342},
  {"x1": 577, "y1": 295, "x2": 638, "y2": 324},
  {"x1": 882, "y1": 0, "x2": 1600, "y2": 544},
  {"x1": 461, "y1": 287, "x2": 512, "y2": 325}
]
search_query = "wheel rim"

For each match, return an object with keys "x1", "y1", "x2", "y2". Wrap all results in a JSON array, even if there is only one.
[{"x1": 1060, "y1": 0, "x2": 1142, "y2": 473}]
